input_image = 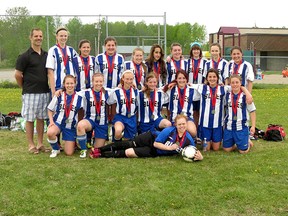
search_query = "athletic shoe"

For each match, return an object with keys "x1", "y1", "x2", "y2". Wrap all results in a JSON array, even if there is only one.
[
  {"x1": 86, "y1": 142, "x2": 92, "y2": 149},
  {"x1": 50, "y1": 149, "x2": 60, "y2": 158},
  {"x1": 80, "y1": 150, "x2": 87, "y2": 158}
]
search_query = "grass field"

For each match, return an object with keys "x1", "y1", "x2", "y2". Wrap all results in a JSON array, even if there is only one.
[{"x1": 0, "y1": 86, "x2": 288, "y2": 216}]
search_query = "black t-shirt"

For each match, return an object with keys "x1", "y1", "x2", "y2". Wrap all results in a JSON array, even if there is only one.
[{"x1": 15, "y1": 47, "x2": 49, "y2": 94}]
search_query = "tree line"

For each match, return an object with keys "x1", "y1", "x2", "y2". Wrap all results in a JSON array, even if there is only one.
[{"x1": 0, "y1": 7, "x2": 207, "y2": 68}]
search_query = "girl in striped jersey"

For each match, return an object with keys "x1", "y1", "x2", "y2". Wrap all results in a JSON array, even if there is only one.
[
  {"x1": 227, "y1": 46, "x2": 254, "y2": 93},
  {"x1": 163, "y1": 70, "x2": 200, "y2": 137},
  {"x1": 197, "y1": 68, "x2": 230, "y2": 151},
  {"x1": 137, "y1": 72, "x2": 171, "y2": 134},
  {"x1": 76, "y1": 73, "x2": 111, "y2": 154},
  {"x1": 186, "y1": 42, "x2": 207, "y2": 129},
  {"x1": 107, "y1": 70, "x2": 139, "y2": 141},
  {"x1": 145, "y1": 44, "x2": 167, "y2": 88},
  {"x1": 95, "y1": 36, "x2": 124, "y2": 89},
  {"x1": 73, "y1": 39, "x2": 96, "y2": 91},
  {"x1": 46, "y1": 27, "x2": 78, "y2": 95},
  {"x1": 47, "y1": 75, "x2": 84, "y2": 158},
  {"x1": 124, "y1": 47, "x2": 148, "y2": 90},
  {"x1": 203, "y1": 43, "x2": 229, "y2": 85},
  {"x1": 166, "y1": 43, "x2": 187, "y2": 84},
  {"x1": 223, "y1": 74, "x2": 256, "y2": 154}
]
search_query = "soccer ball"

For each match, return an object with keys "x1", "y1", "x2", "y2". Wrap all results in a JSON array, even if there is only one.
[{"x1": 181, "y1": 146, "x2": 197, "y2": 162}]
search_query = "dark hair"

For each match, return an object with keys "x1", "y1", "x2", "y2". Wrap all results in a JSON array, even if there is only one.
[
  {"x1": 62, "y1": 75, "x2": 76, "y2": 91},
  {"x1": 78, "y1": 39, "x2": 91, "y2": 55},
  {"x1": 145, "y1": 44, "x2": 167, "y2": 84},
  {"x1": 30, "y1": 28, "x2": 42, "y2": 37},
  {"x1": 189, "y1": 45, "x2": 203, "y2": 58},
  {"x1": 163, "y1": 69, "x2": 188, "y2": 92},
  {"x1": 210, "y1": 43, "x2": 222, "y2": 57},
  {"x1": 104, "y1": 36, "x2": 117, "y2": 46},
  {"x1": 205, "y1": 68, "x2": 219, "y2": 85},
  {"x1": 230, "y1": 46, "x2": 243, "y2": 54}
]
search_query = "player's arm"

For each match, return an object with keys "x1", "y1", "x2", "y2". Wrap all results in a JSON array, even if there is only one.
[
  {"x1": 240, "y1": 86, "x2": 253, "y2": 104},
  {"x1": 153, "y1": 141, "x2": 178, "y2": 151},
  {"x1": 249, "y1": 111, "x2": 256, "y2": 135},
  {"x1": 48, "y1": 68, "x2": 56, "y2": 95},
  {"x1": 14, "y1": 70, "x2": 23, "y2": 88},
  {"x1": 247, "y1": 80, "x2": 253, "y2": 93}
]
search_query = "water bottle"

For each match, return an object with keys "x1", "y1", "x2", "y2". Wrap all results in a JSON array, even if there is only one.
[{"x1": 203, "y1": 138, "x2": 208, "y2": 152}]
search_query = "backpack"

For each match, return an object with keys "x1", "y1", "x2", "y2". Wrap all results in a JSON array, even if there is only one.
[{"x1": 263, "y1": 124, "x2": 286, "y2": 141}]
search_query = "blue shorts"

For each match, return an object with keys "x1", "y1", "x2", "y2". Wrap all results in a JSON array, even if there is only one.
[
  {"x1": 223, "y1": 127, "x2": 249, "y2": 151},
  {"x1": 55, "y1": 122, "x2": 76, "y2": 141},
  {"x1": 199, "y1": 126, "x2": 223, "y2": 142},
  {"x1": 112, "y1": 114, "x2": 137, "y2": 139},
  {"x1": 139, "y1": 117, "x2": 163, "y2": 133},
  {"x1": 86, "y1": 119, "x2": 108, "y2": 139}
]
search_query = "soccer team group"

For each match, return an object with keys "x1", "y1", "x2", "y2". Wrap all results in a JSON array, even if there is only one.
[{"x1": 15, "y1": 27, "x2": 256, "y2": 161}]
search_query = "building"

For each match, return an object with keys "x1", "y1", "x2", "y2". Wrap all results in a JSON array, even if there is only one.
[{"x1": 209, "y1": 27, "x2": 288, "y2": 71}]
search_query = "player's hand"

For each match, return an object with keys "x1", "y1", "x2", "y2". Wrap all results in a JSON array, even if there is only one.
[{"x1": 193, "y1": 150, "x2": 203, "y2": 161}]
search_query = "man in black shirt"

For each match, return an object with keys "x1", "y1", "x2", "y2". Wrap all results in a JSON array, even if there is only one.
[{"x1": 15, "y1": 28, "x2": 50, "y2": 154}]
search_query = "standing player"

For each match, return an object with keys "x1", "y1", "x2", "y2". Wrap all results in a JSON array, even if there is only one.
[
  {"x1": 203, "y1": 43, "x2": 229, "y2": 85},
  {"x1": 186, "y1": 42, "x2": 206, "y2": 129},
  {"x1": 124, "y1": 47, "x2": 148, "y2": 90},
  {"x1": 137, "y1": 72, "x2": 171, "y2": 134},
  {"x1": 47, "y1": 75, "x2": 84, "y2": 158},
  {"x1": 73, "y1": 39, "x2": 96, "y2": 91},
  {"x1": 145, "y1": 44, "x2": 167, "y2": 88},
  {"x1": 223, "y1": 74, "x2": 256, "y2": 153},
  {"x1": 166, "y1": 43, "x2": 187, "y2": 84},
  {"x1": 15, "y1": 28, "x2": 50, "y2": 154},
  {"x1": 46, "y1": 27, "x2": 78, "y2": 95},
  {"x1": 95, "y1": 36, "x2": 124, "y2": 124},
  {"x1": 227, "y1": 46, "x2": 254, "y2": 93},
  {"x1": 107, "y1": 70, "x2": 138, "y2": 141},
  {"x1": 95, "y1": 36, "x2": 124, "y2": 89}
]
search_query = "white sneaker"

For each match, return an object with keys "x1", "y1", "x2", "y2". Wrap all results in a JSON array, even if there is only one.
[
  {"x1": 50, "y1": 149, "x2": 60, "y2": 158},
  {"x1": 80, "y1": 150, "x2": 87, "y2": 158}
]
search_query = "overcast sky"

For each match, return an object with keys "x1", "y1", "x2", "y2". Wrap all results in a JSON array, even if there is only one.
[{"x1": 1, "y1": 0, "x2": 287, "y2": 38}]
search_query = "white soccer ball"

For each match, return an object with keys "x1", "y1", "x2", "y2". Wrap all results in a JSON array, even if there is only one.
[{"x1": 181, "y1": 146, "x2": 197, "y2": 162}]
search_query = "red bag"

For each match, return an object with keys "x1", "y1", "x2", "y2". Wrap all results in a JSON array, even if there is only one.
[{"x1": 263, "y1": 124, "x2": 286, "y2": 141}]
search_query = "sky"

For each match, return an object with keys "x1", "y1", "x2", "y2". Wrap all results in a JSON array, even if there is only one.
[{"x1": 1, "y1": 0, "x2": 287, "y2": 39}]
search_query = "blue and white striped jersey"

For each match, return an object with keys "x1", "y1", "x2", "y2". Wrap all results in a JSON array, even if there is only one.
[
  {"x1": 204, "y1": 58, "x2": 229, "y2": 84},
  {"x1": 46, "y1": 45, "x2": 78, "y2": 90},
  {"x1": 107, "y1": 87, "x2": 138, "y2": 117},
  {"x1": 48, "y1": 92, "x2": 83, "y2": 129},
  {"x1": 95, "y1": 52, "x2": 124, "y2": 88},
  {"x1": 166, "y1": 59, "x2": 187, "y2": 83},
  {"x1": 124, "y1": 61, "x2": 147, "y2": 90},
  {"x1": 73, "y1": 55, "x2": 96, "y2": 91},
  {"x1": 166, "y1": 85, "x2": 200, "y2": 122},
  {"x1": 224, "y1": 91, "x2": 256, "y2": 131},
  {"x1": 137, "y1": 89, "x2": 168, "y2": 123},
  {"x1": 186, "y1": 58, "x2": 207, "y2": 84},
  {"x1": 197, "y1": 84, "x2": 230, "y2": 128},
  {"x1": 227, "y1": 59, "x2": 254, "y2": 88}
]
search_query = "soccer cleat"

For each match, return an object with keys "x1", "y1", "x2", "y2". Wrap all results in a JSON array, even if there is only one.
[
  {"x1": 50, "y1": 149, "x2": 60, "y2": 158},
  {"x1": 86, "y1": 142, "x2": 92, "y2": 149},
  {"x1": 80, "y1": 150, "x2": 87, "y2": 158}
]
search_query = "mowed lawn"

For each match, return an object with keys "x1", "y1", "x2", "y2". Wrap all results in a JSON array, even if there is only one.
[{"x1": 0, "y1": 86, "x2": 288, "y2": 216}]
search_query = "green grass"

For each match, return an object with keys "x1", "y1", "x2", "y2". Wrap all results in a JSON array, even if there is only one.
[
  {"x1": 262, "y1": 71, "x2": 282, "y2": 75},
  {"x1": 1, "y1": 86, "x2": 288, "y2": 215}
]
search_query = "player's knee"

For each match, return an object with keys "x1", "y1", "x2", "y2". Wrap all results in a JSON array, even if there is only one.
[{"x1": 125, "y1": 148, "x2": 137, "y2": 158}]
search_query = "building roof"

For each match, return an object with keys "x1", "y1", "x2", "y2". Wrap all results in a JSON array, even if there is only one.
[{"x1": 218, "y1": 26, "x2": 240, "y2": 35}]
